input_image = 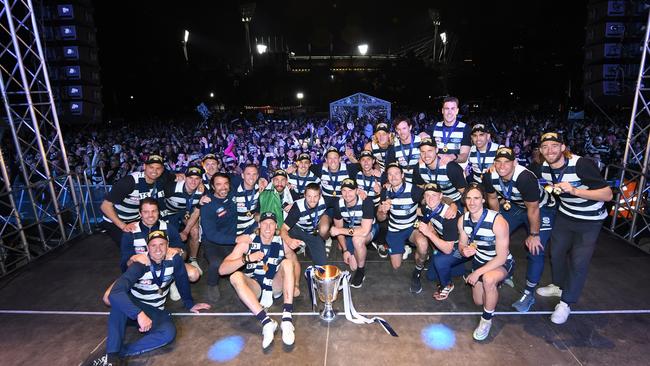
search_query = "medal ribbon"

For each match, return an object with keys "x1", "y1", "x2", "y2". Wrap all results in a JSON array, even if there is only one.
[
  {"x1": 476, "y1": 142, "x2": 491, "y2": 172},
  {"x1": 469, "y1": 209, "x2": 488, "y2": 243},
  {"x1": 498, "y1": 177, "x2": 514, "y2": 201},
  {"x1": 441, "y1": 120, "x2": 459, "y2": 149},
  {"x1": 343, "y1": 197, "x2": 361, "y2": 228},
  {"x1": 242, "y1": 185, "x2": 256, "y2": 211},
  {"x1": 424, "y1": 203, "x2": 444, "y2": 223},
  {"x1": 138, "y1": 176, "x2": 163, "y2": 207},
  {"x1": 296, "y1": 172, "x2": 309, "y2": 193},
  {"x1": 550, "y1": 159, "x2": 569, "y2": 184},
  {"x1": 398, "y1": 134, "x2": 415, "y2": 165},
  {"x1": 388, "y1": 183, "x2": 406, "y2": 200},
  {"x1": 148, "y1": 255, "x2": 166, "y2": 291},
  {"x1": 310, "y1": 205, "x2": 319, "y2": 232}
]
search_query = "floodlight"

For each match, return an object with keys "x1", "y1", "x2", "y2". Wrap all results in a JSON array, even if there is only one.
[{"x1": 358, "y1": 44, "x2": 368, "y2": 55}]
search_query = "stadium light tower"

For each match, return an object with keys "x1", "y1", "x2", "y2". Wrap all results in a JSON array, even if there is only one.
[
  {"x1": 429, "y1": 9, "x2": 440, "y2": 64},
  {"x1": 240, "y1": 3, "x2": 256, "y2": 71},
  {"x1": 182, "y1": 29, "x2": 190, "y2": 62},
  {"x1": 358, "y1": 43, "x2": 368, "y2": 55},
  {"x1": 256, "y1": 43, "x2": 267, "y2": 54},
  {"x1": 296, "y1": 92, "x2": 304, "y2": 106}
]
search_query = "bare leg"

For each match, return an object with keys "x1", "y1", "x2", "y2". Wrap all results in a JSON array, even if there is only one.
[
  {"x1": 410, "y1": 230, "x2": 429, "y2": 269},
  {"x1": 188, "y1": 221, "x2": 200, "y2": 260},
  {"x1": 390, "y1": 254, "x2": 402, "y2": 269},
  {"x1": 229, "y1": 272, "x2": 263, "y2": 314},
  {"x1": 352, "y1": 234, "x2": 369, "y2": 268},
  {"x1": 482, "y1": 269, "x2": 507, "y2": 312}
]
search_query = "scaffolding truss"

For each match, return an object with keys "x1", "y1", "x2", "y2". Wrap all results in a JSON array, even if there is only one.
[
  {"x1": 329, "y1": 92, "x2": 391, "y2": 124},
  {"x1": 604, "y1": 10, "x2": 650, "y2": 253},
  {"x1": 0, "y1": 0, "x2": 86, "y2": 276}
]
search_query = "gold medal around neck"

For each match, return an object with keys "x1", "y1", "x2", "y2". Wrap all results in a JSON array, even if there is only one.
[
  {"x1": 442, "y1": 146, "x2": 449, "y2": 153},
  {"x1": 469, "y1": 242, "x2": 478, "y2": 249},
  {"x1": 332, "y1": 191, "x2": 337, "y2": 197},
  {"x1": 184, "y1": 212, "x2": 190, "y2": 221},
  {"x1": 263, "y1": 263, "x2": 269, "y2": 272},
  {"x1": 246, "y1": 211, "x2": 253, "y2": 217},
  {"x1": 413, "y1": 220, "x2": 421, "y2": 229},
  {"x1": 503, "y1": 201, "x2": 512, "y2": 211}
]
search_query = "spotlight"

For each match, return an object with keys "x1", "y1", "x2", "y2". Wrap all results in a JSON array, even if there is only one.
[
  {"x1": 296, "y1": 92, "x2": 304, "y2": 100},
  {"x1": 357, "y1": 44, "x2": 368, "y2": 55},
  {"x1": 208, "y1": 336, "x2": 245, "y2": 362},
  {"x1": 421, "y1": 324, "x2": 456, "y2": 350},
  {"x1": 183, "y1": 30, "x2": 189, "y2": 43},
  {"x1": 440, "y1": 32, "x2": 447, "y2": 44},
  {"x1": 256, "y1": 44, "x2": 267, "y2": 54},
  {"x1": 210, "y1": 92, "x2": 215, "y2": 98}
]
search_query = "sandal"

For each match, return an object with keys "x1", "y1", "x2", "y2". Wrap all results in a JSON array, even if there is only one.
[{"x1": 433, "y1": 283, "x2": 454, "y2": 301}]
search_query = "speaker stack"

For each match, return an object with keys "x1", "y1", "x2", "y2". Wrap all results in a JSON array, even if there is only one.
[{"x1": 40, "y1": 1, "x2": 102, "y2": 123}]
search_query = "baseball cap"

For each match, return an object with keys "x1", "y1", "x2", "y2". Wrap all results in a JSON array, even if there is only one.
[
  {"x1": 147, "y1": 230, "x2": 169, "y2": 243},
  {"x1": 145, "y1": 154, "x2": 164, "y2": 165},
  {"x1": 495, "y1": 146, "x2": 515, "y2": 161},
  {"x1": 341, "y1": 178, "x2": 358, "y2": 190},
  {"x1": 186, "y1": 166, "x2": 203, "y2": 177}
]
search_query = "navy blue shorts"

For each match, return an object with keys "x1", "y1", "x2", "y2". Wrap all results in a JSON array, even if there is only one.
[
  {"x1": 385, "y1": 226, "x2": 414, "y2": 255},
  {"x1": 472, "y1": 257, "x2": 515, "y2": 283},
  {"x1": 345, "y1": 224, "x2": 379, "y2": 254}
]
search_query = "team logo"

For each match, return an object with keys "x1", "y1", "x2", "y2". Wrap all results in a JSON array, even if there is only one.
[
  {"x1": 542, "y1": 217, "x2": 551, "y2": 226},
  {"x1": 216, "y1": 207, "x2": 227, "y2": 217},
  {"x1": 140, "y1": 279, "x2": 152, "y2": 285}
]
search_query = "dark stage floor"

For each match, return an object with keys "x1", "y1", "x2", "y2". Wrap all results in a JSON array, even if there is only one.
[{"x1": 1, "y1": 228, "x2": 650, "y2": 366}]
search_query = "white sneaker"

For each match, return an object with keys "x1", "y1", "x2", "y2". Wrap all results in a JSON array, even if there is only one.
[
  {"x1": 402, "y1": 245, "x2": 413, "y2": 260},
  {"x1": 90, "y1": 354, "x2": 108, "y2": 366},
  {"x1": 536, "y1": 284, "x2": 562, "y2": 297},
  {"x1": 260, "y1": 290, "x2": 274, "y2": 309},
  {"x1": 296, "y1": 241, "x2": 306, "y2": 255},
  {"x1": 189, "y1": 259, "x2": 203, "y2": 276},
  {"x1": 169, "y1": 282, "x2": 181, "y2": 301},
  {"x1": 551, "y1": 302, "x2": 571, "y2": 324},
  {"x1": 281, "y1": 321, "x2": 295, "y2": 346},
  {"x1": 473, "y1": 317, "x2": 492, "y2": 341},
  {"x1": 262, "y1": 319, "x2": 278, "y2": 349}
]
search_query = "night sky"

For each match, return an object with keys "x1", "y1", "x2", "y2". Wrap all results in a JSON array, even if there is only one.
[{"x1": 93, "y1": 0, "x2": 587, "y2": 116}]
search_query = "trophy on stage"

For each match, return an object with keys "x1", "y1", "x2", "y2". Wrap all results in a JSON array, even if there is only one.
[{"x1": 311, "y1": 265, "x2": 343, "y2": 321}]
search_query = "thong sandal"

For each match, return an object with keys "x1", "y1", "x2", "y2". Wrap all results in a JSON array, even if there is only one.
[{"x1": 433, "y1": 283, "x2": 455, "y2": 301}]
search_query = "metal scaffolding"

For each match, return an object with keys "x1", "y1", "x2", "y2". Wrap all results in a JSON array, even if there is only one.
[
  {"x1": 0, "y1": 0, "x2": 85, "y2": 276},
  {"x1": 605, "y1": 10, "x2": 650, "y2": 253}
]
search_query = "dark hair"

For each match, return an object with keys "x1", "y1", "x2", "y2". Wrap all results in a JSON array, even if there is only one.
[
  {"x1": 392, "y1": 115, "x2": 412, "y2": 129},
  {"x1": 305, "y1": 182, "x2": 321, "y2": 193},
  {"x1": 243, "y1": 163, "x2": 258, "y2": 171},
  {"x1": 461, "y1": 183, "x2": 486, "y2": 203},
  {"x1": 139, "y1": 197, "x2": 159, "y2": 211},
  {"x1": 210, "y1": 172, "x2": 230, "y2": 189},
  {"x1": 442, "y1": 96, "x2": 459, "y2": 107}
]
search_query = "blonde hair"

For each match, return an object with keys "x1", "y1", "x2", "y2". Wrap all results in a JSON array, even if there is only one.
[{"x1": 372, "y1": 131, "x2": 394, "y2": 147}]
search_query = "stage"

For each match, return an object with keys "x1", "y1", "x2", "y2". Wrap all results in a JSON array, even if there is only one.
[{"x1": 1, "y1": 228, "x2": 649, "y2": 365}]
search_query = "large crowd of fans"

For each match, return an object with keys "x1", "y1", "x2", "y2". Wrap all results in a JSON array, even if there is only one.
[{"x1": 57, "y1": 107, "x2": 627, "y2": 186}]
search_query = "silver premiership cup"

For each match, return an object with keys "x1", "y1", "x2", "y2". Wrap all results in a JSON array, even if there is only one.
[{"x1": 313, "y1": 265, "x2": 343, "y2": 321}]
